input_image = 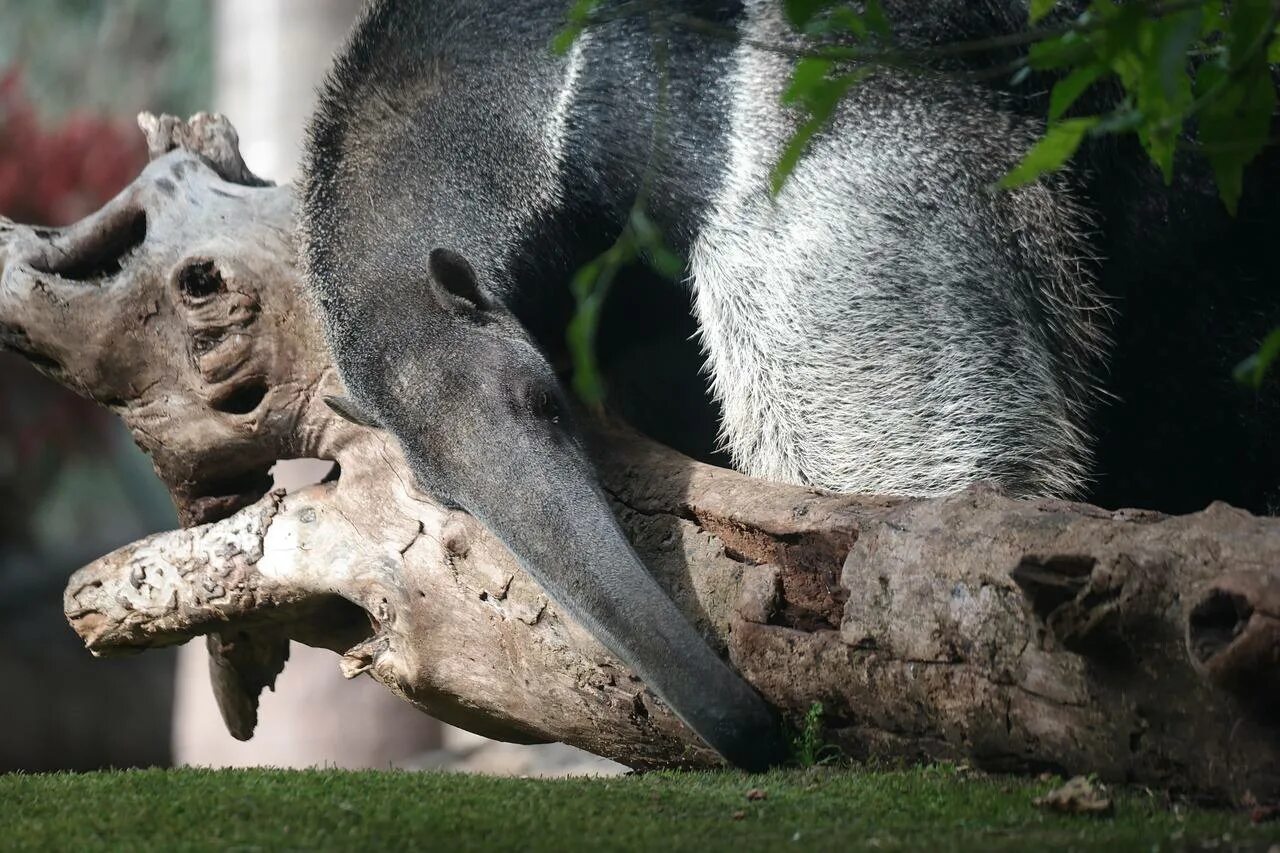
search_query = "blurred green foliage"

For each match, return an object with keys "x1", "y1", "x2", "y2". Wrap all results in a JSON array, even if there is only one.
[
  {"x1": 0, "y1": 0, "x2": 211, "y2": 119},
  {"x1": 567, "y1": 208, "x2": 685, "y2": 404},
  {"x1": 776, "y1": 0, "x2": 1280, "y2": 385},
  {"x1": 557, "y1": 1, "x2": 1279, "y2": 399},
  {"x1": 1, "y1": 0, "x2": 211, "y2": 597},
  {"x1": 778, "y1": 2, "x2": 1278, "y2": 214}
]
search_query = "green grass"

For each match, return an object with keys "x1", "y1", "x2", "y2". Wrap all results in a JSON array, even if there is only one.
[{"x1": 0, "y1": 766, "x2": 1275, "y2": 852}]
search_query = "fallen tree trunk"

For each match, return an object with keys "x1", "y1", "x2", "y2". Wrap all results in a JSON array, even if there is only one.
[{"x1": 2, "y1": 114, "x2": 1278, "y2": 802}]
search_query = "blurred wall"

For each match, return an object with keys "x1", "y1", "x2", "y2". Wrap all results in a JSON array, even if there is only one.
[
  {"x1": 215, "y1": 0, "x2": 358, "y2": 182},
  {"x1": 0, "y1": 410, "x2": 177, "y2": 772},
  {"x1": 0, "y1": 0, "x2": 211, "y2": 771},
  {"x1": 171, "y1": 0, "x2": 446, "y2": 769},
  {"x1": 0, "y1": 0, "x2": 211, "y2": 119}
]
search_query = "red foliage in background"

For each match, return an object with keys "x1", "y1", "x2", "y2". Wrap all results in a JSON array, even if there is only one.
[
  {"x1": 0, "y1": 66, "x2": 146, "y2": 227},
  {"x1": 1, "y1": 66, "x2": 150, "y2": 538}
]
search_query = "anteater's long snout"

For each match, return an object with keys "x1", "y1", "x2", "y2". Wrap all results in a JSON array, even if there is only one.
[{"x1": 442, "y1": 435, "x2": 789, "y2": 771}]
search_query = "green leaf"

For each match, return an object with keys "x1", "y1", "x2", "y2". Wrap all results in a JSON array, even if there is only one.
[
  {"x1": 772, "y1": 115, "x2": 823, "y2": 194},
  {"x1": 773, "y1": 68, "x2": 871, "y2": 194},
  {"x1": 565, "y1": 204, "x2": 688, "y2": 404},
  {"x1": 783, "y1": 0, "x2": 835, "y2": 29},
  {"x1": 552, "y1": 0, "x2": 602, "y2": 55},
  {"x1": 1048, "y1": 63, "x2": 1104, "y2": 121},
  {"x1": 1196, "y1": 60, "x2": 1277, "y2": 214},
  {"x1": 1090, "y1": 106, "x2": 1142, "y2": 135},
  {"x1": 565, "y1": 211, "x2": 641, "y2": 407},
  {"x1": 782, "y1": 58, "x2": 835, "y2": 106},
  {"x1": 551, "y1": 25, "x2": 584, "y2": 55},
  {"x1": 1270, "y1": 21, "x2": 1280, "y2": 62},
  {"x1": 1108, "y1": 10, "x2": 1197, "y2": 184},
  {"x1": 566, "y1": 301, "x2": 605, "y2": 405},
  {"x1": 809, "y1": 7, "x2": 867, "y2": 38},
  {"x1": 862, "y1": 0, "x2": 891, "y2": 37},
  {"x1": 627, "y1": 208, "x2": 659, "y2": 245},
  {"x1": 999, "y1": 117, "x2": 1099, "y2": 189},
  {"x1": 566, "y1": 260, "x2": 606, "y2": 405},
  {"x1": 1199, "y1": 0, "x2": 1227, "y2": 36},
  {"x1": 1154, "y1": 11, "x2": 1200, "y2": 102},
  {"x1": 1029, "y1": 31, "x2": 1091, "y2": 71},
  {"x1": 1234, "y1": 327, "x2": 1280, "y2": 388},
  {"x1": 644, "y1": 246, "x2": 686, "y2": 280},
  {"x1": 569, "y1": 259, "x2": 603, "y2": 304},
  {"x1": 626, "y1": 209, "x2": 685, "y2": 280},
  {"x1": 1029, "y1": 34, "x2": 1073, "y2": 70},
  {"x1": 1030, "y1": 0, "x2": 1058, "y2": 25},
  {"x1": 788, "y1": 0, "x2": 890, "y2": 39},
  {"x1": 1227, "y1": 0, "x2": 1274, "y2": 64},
  {"x1": 1137, "y1": 124, "x2": 1178, "y2": 184},
  {"x1": 565, "y1": 0, "x2": 602, "y2": 24},
  {"x1": 1189, "y1": 0, "x2": 1280, "y2": 211}
]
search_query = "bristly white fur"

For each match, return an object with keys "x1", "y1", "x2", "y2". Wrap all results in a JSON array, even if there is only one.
[
  {"x1": 303, "y1": 0, "x2": 1111, "y2": 503},
  {"x1": 545, "y1": 33, "x2": 588, "y2": 191},
  {"x1": 688, "y1": 2, "x2": 1109, "y2": 498}
]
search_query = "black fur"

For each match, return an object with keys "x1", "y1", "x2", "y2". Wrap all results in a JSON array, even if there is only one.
[
  {"x1": 300, "y1": 0, "x2": 1279, "y2": 770},
  {"x1": 303, "y1": 0, "x2": 789, "y2": 770},
  {"x1": 928, "y1": 3, "x2": 1280, "y2": 514}
]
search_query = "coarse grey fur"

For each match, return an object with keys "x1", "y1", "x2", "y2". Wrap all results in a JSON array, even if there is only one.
[
  {"x1": 299, "y1": 0, "x2": 1109, "y2": 768},
  {"x1": 689, "y1": 8, "x2": 1105, "y2": 496}
]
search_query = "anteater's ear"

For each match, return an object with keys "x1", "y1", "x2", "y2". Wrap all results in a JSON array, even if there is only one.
[
  {"x1": 323, "y1": 395, "x2": 382, "y2": 430},
  {"x1": 427, "y1": 248, "x2": 492, "y2": 311}
]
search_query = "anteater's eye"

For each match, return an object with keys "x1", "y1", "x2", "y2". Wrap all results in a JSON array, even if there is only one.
[
  {"x1": 530, "y1": 386, "x2": 560, "y2": 423},
  {"x1": 507, "y1": 383, "x2": 564, "y2": 424}
]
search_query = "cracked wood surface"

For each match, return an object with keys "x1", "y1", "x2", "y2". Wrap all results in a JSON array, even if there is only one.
[{"x1": 2, "y1": 114, "x2": 1279, "y2": 802}]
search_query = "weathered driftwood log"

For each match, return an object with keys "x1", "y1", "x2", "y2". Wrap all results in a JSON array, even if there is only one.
[{"x1": 1, "y1": 115, "x2": 1278, "y2": 802}]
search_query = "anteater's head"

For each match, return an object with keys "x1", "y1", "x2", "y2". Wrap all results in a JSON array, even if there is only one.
[
  {"x1": 325, "y1": 248, "x2": 576, "y2": 511},
  {"x1": 322, "y1": 248, "x2": 786, "y2": 773}
]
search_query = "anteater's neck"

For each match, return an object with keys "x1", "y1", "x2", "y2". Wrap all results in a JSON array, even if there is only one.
[
  {"x1": 410, "y1": 3, "x2": 744, "y2": 348},
  {"x1": 315, "y1": 1, "x2": 745, "y2": 355}
]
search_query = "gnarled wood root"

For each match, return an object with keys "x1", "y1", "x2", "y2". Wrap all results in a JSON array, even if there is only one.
[{"x1": 2, "y1": 113, "x2": 1278, "y2": 802}]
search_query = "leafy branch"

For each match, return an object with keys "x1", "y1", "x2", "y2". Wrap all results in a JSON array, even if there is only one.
[
  {"x1": 556, "y1": 0, "x2": 684, "y2": 407},
  {"x1": 775, "y1": 1, "x2": 1280, "y2": 384},
  {"x1": 555, "y1": 1, "x2": 1280, "y2": 396}
]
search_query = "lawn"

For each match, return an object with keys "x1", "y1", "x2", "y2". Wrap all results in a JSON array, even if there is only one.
[{"x1": 1, "y1": 766, "x2": 1276, "y2": 852}]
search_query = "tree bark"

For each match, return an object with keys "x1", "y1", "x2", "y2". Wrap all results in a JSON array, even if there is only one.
[{"x1": 2, "y1": 115, "x2": 1277, "y2": 803}]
